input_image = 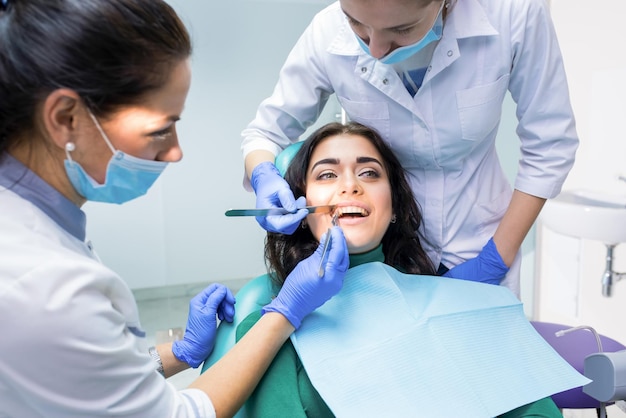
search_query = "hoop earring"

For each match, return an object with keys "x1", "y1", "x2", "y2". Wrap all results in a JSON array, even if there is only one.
[{"x1": 390, "y1": 214, "x2": 397, "y2": 224}]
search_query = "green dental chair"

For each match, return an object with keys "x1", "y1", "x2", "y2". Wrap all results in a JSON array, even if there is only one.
[{"x1": 199, "y1": 274, "x2": 274, "y2": 374}]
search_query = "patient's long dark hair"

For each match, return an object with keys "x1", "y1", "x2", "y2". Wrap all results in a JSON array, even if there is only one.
[{"x1": 265, "y1": 122, "x2": 435, "y2": 287}]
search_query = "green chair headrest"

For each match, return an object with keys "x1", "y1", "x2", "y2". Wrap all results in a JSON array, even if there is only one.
[{"x1": 275, "y1": 142, "x2": 304, "y2": 177}]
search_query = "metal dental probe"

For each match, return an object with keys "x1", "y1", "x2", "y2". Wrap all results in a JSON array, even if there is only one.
[{"x1": 318, "y1": 212, "x2": 339, "y2": 277}]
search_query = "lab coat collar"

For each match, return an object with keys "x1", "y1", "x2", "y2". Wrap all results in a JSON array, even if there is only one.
[
  {"x1": 446, "y1": 0, "x2": 499, "y2": 39},
  {"x1": 425, "y1": 0, "x2": 500, "y2": 88},
  {"x1": 0, "y1": 153, "x2": 86, "y2": 241},
  {"x1": 327, "y1": 15, "x2": 361, "y2": 57}
]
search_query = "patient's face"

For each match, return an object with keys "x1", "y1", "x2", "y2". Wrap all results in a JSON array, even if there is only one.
[{"x1": 305, "y1": 134, "x2": 393, "y2": 254}]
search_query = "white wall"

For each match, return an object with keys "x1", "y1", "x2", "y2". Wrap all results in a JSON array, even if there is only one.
[{"x1": 535, "y1": 0, "x2": 626, "y2": 352}]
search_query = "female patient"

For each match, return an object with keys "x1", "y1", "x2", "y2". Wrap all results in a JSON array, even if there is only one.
[{"x1": 236, "y1": 122, "x2": 564, "y2": 418}]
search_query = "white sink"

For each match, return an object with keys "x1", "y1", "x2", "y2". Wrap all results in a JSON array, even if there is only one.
[{"x1": 540, "y1": 189, "x2": 626, "y2": 244}]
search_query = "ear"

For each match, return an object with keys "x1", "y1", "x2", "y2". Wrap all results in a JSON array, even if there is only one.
[{"x1": 40, "y1": 89, "x2": 83, "y2": 150}]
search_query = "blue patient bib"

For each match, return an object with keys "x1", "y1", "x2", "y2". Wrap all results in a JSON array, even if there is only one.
[{"x1": 291, "y1": 262, "x2": 589, "y2": 418}]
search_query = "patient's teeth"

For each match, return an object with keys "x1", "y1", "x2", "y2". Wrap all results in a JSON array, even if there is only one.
[{"x1": 337, "y1": 206, "x2": 369, "y2": 217}]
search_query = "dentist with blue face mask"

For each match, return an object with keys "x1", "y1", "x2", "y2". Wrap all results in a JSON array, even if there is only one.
[
  {"x1": 242, "y1": 0, "x2": 579, "y2": 296},
  {"x1": 0, "y1": 1, "x2": 348, "y2": 416},
  {"x1": 64, "y1": 110, "x2": 169, "y2": 204},
  {"x1": 354, "y1": 0, "x2": 444, "y2": 65}
]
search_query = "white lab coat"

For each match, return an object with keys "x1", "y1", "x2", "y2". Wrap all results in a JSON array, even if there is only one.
[
  {"x1": 0, "y1": 183, "x2": 215, "y2": 417},
  {"x1": 241, "y1": 0, "x2": 579, "y2": 295}
]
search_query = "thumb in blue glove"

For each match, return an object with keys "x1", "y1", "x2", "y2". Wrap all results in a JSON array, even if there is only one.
[
  {"x1": 250, "y1": 161, "x2": 309, "y2": 234},
  {"x1": 442, "y1": 237, "x2": 509, "y2": 285},
  {"x1": 262, "y1": 226, "x2": 349, "y2": 329},
  {"x1": 172, "y1": 283, "x2": 236, "y2": 368}
]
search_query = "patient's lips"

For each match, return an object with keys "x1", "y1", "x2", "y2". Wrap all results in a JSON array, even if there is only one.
[{"x1": 332, "y1": 204, "x2": 370, "y2": 226}]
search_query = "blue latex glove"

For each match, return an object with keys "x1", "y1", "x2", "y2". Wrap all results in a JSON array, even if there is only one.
[
  {"x1": 443, "y1": 237, "x2": 509, "y2": 285},
  {"x1": 172, "y1": 283, "x2": 236, "y2": 368},
  {"x1": 263, "y1": 226, "x2": 349, "y2": 329},
  {"x1": 250, "y1": 161, "x2": 309, "y2": 234}
]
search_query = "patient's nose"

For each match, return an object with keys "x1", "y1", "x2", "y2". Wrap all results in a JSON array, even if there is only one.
[{"x1": 339, "y1": 174, "x2": 362, "y2": 195}]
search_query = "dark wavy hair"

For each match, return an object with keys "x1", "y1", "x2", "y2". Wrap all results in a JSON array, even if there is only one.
[
  {"x1": 265, "y1": 122, "x2": 435, "y2": 287},
  {"x1": 0, "y1": 0, "x2": 191, "y2": 153}
]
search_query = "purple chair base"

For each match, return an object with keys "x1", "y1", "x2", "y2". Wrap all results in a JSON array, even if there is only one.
[{"x1": 531, "y1": 321, "x2": 626, "y2": 409}]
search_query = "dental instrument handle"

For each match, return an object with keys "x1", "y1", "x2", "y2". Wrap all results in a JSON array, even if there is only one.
[
  {"x1": 318, "y1": 214, "x2": 338, "y2": 277},
  {"x1": 318, "y1": 228, "x2": 332, "y2": 277}
]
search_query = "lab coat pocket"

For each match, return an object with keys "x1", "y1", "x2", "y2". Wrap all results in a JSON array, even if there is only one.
[
  {"x1": 456, "y1": 74, "x2": 510, "y2": 142},
  {"x1": 337, "y1": 96, "x2": 390, "y2": 138}
]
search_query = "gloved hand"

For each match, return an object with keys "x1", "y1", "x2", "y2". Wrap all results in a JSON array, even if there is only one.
[
  {"x1": 443, "y1": 237, "x2": 509, "y2": 285},
  {"x1": 250, "y1": 161, "x2": 309, "y2": 234},
  {"x1": 263, "y1": 226, "x2": 349, "y2": 329},
  {"x1": 172, "y1": 283, "x2": 236, "y2": 368}
]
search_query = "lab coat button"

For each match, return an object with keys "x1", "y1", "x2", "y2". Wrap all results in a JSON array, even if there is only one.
[
  {"x1": 382, "y1": 78, "x2": 389, "y2": 85},
  {"x1": 361, "y1": 67, "x2": 367, "y2": 73},
  {"x1": 447, "y1": 50, "x2": 453, "y2": 57}
]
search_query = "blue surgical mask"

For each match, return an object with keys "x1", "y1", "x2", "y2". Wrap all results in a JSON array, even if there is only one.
[
  {"x1": 355, "y1": 0, "x2": 445, "y2": 65},
  {"x1": 64, "y1": 111, "x2": 168, "y2": 204}
]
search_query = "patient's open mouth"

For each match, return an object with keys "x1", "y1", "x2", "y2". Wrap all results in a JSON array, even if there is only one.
[{"x1": 335, "y1": 206, "x2": 369, "y2": 218}]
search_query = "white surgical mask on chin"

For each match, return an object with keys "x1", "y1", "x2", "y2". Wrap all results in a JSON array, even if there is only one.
[
  {"x1": 355, "y1": 0, "x2": 445, "y2": 65},
  {"x1": 64, "y1": 110, "x2": 168, "y2": 204}
]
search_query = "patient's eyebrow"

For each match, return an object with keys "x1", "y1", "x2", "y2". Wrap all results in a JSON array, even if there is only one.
[
  {"x1": 357, "y1": 156, "x2": 383, "y2": 166},
  {"x1": 310, "y1": 158, "x2": 340, "y2": 171},
  {"x1": 311, "y1": 156, "x2": 383, "y2": 172}
]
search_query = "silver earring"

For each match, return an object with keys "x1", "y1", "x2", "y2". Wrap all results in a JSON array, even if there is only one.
[
  {"x1": 301, "y1": 220, "x2": 308, "y2": 229},
  {"x1": 390, "y1": 215, "x2": 397, "y2": 224}
]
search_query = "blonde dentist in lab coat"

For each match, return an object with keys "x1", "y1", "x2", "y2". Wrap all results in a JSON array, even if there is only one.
[
  {"x1": 0, "y1": 1, "x2": 348, "y2": 417},
  {"x1": 242, "y1": 0, "x2": 579, "y2": 295}
]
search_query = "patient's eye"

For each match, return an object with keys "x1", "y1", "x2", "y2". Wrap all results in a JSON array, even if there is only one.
[
  {"x1": 317, "y1": 170, "x2": 337, "y2": 180},
  {"x1": 359, "y1": 168, "x2": 381, "y2": 179}
]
